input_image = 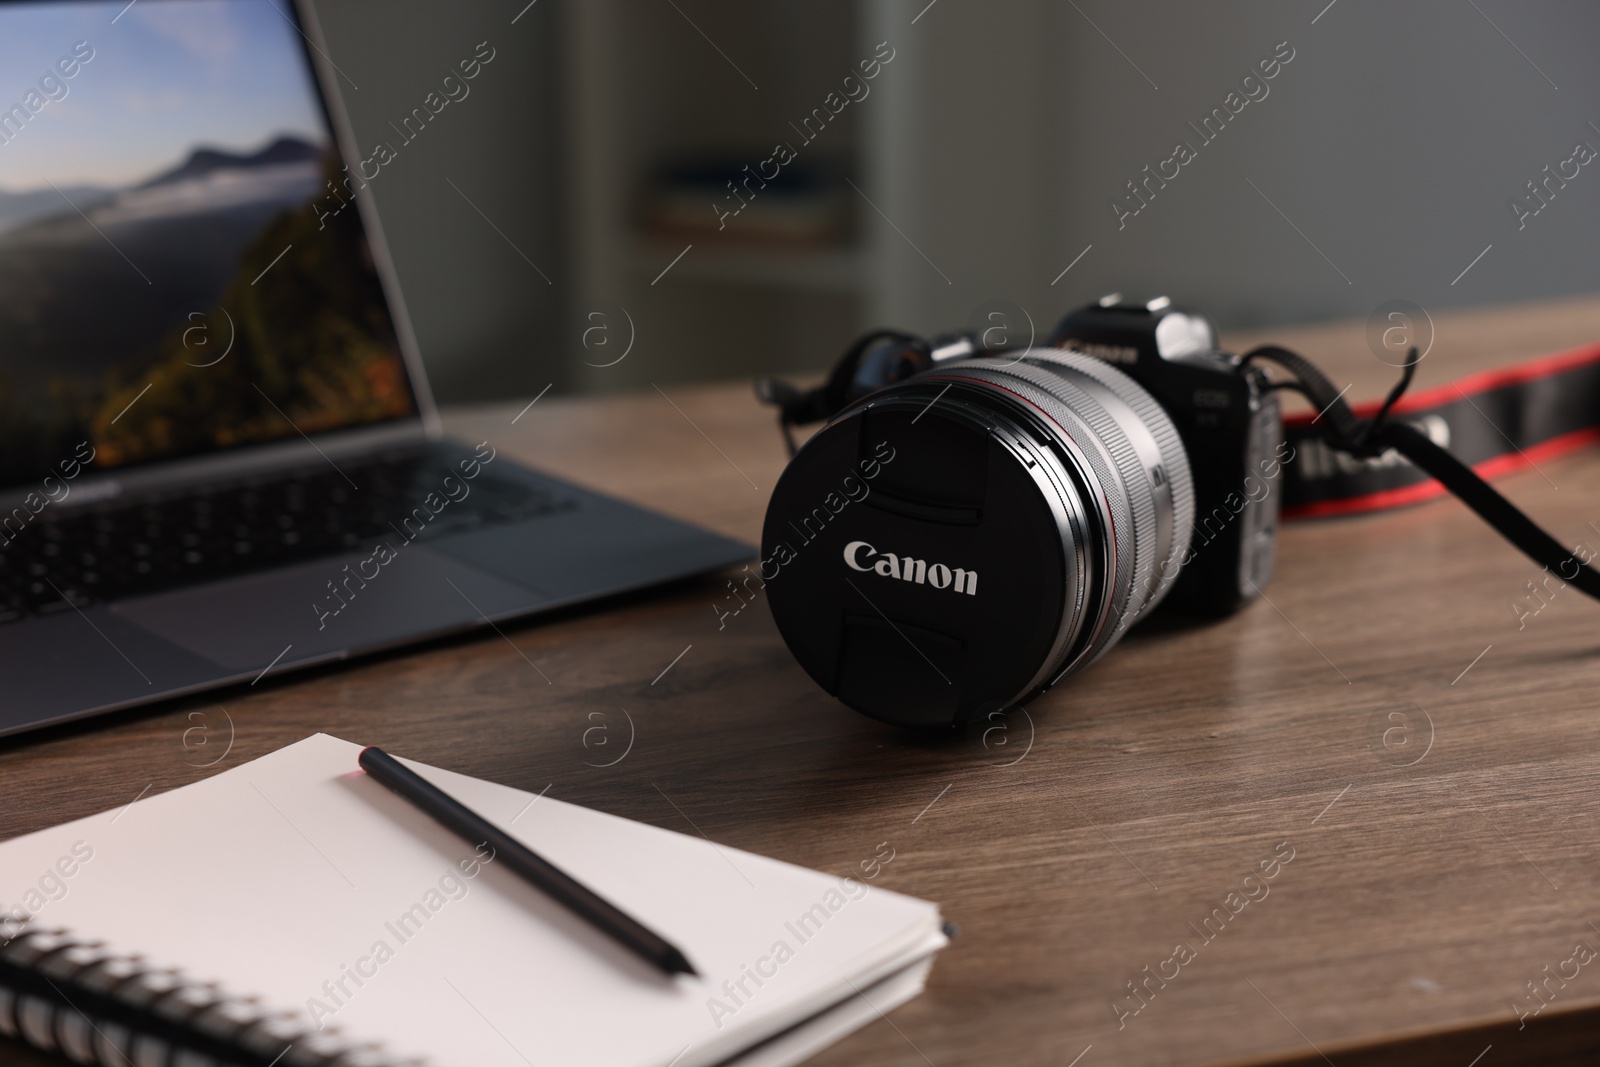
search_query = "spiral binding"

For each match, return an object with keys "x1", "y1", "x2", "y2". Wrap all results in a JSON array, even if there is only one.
[{"x1": 0, "y1": 923, "x2": 403, "y2": 1067}]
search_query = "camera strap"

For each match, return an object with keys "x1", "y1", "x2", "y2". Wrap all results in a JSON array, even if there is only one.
[
  {"x1": 1244, "y1": 343, "x2": 1600, "y2": 600},
  {"x1": 756, "y1": 330, "x2": 927, "y2": 456},
  {"x1": 1274, "y1": 340, "x2": 1600, "y2": 519}
]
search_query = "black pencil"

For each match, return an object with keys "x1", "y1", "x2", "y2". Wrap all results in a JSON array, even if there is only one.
[{"x1": 357, "y1": 746, "x2": 698, "y2": 977}]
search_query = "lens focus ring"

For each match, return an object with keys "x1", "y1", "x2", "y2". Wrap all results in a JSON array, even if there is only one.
[
  {"x1": 992, "y1": 361, "x2": 1162, "y2": 631},
  {"x1": 928, "y1": 352, "x2": 1193, "y2": 677},
  {"x1": 1022, "y1": 348, "x2": 1196, "y2": 610}
]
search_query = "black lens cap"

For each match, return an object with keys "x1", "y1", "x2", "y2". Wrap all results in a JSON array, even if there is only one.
[{"x1": 762, "y1": 393, "x2": 1073, "y2": 728}]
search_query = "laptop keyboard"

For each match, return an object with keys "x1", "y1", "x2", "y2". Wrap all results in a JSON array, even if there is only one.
[{"x1": 0, "y1": 449, "x2": 574, "y2": 622}]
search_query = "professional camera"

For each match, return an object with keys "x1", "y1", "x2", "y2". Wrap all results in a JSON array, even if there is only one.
[
  {"x1": 756, "y1": 296, "x2": 1285, "y2": 729},
  {"x1": 759, "y1": 295, "x2": 1600, "y2": 730}
]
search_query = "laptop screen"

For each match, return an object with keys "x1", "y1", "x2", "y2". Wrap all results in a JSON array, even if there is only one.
[{"x1": 0, "y1": 0, "x2": 419, "y2": 492}]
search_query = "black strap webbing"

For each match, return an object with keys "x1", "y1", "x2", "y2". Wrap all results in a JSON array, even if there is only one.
[
  {"x1": 1244, "y1": 344, "x2": 1600, "y2": 601},
  {"x1": 1375, "y1": 420, "x2": 1600, "y2": 598},
  {"x1": 1277, "y1": 341, "x2": 1600, "y2": 517}
]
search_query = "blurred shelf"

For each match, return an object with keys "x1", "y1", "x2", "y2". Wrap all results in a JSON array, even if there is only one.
[{"x1": 630, "y1": 240, "x2": 866, "y2": 294}]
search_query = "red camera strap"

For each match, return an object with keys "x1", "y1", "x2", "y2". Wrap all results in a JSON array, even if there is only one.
[{"x1": 1281, "y1": 340, "x2": 1600, "y2": 519}]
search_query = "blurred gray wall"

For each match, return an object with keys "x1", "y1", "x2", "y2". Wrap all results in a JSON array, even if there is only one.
[
  {"x1": 310, "y1": 0, "x2": 1600, "y2": 404},
  {"x1": 878, "y1": 0, "x2": 1600, "y2": 336},
  {"x1": 310, "y1": 0, "x2": 563, "y2": 404}
]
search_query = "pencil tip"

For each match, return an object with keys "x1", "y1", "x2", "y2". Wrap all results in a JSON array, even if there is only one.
[{"x1": 666, "y1": 950, "x2": 699, "y2": 977}]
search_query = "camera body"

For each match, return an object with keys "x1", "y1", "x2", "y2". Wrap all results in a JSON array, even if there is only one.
[{"x1": 1047, "y1": 297, "x2": 1284, "y2": 615}]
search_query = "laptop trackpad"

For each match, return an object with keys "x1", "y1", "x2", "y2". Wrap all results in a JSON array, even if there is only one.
[{"x1": 112, "y1": 547, "x2": 547, "y2": 672}]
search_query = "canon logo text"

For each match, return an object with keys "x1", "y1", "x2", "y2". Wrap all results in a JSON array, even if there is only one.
[{"x1": 843, "y1": 540, "x2": 977, "y2": 596}]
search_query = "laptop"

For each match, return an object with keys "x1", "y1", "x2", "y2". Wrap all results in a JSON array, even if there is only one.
[{"x1": 0, "y1": 0, "x2": 750, "y2": 738}]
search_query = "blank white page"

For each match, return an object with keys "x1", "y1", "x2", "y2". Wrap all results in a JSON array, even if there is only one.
[{"x1": 0, "y1": 734, "x2": 943, "y2": 1067}]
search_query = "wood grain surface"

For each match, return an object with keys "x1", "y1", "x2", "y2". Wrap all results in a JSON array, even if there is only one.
[{"x1": 5, "y1": 296, "x2": 1600, "y2": 1067}]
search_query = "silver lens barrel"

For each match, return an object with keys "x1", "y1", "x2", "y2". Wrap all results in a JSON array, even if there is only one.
[{"x1": 921, "y1": 349, "x2": 1195, "y2": 692}]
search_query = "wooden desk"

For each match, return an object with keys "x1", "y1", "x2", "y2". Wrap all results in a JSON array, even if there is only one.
[{"x1": 5, "y1": 296, "x2": 1600, "y2": 1066}]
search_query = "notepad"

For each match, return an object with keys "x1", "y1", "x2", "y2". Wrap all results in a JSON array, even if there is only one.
[{"x1": 0, "y1": 734, "x2": 946, "y2": 1067}]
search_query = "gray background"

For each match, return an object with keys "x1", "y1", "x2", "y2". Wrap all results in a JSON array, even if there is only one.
[
  {"x1": 312, "y1": 0, "x2": 564, "y2": 404},
  {"x1": 310, "y1": 0, "x2": 1600, "y2": 403}
]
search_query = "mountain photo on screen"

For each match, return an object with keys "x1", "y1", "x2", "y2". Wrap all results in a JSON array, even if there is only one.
[{"x1": 0, "y1": 0, "x2": 414, "y2": 487}]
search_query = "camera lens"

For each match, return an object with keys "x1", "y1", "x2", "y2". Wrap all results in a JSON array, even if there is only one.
[{"x1": 761, "y1": 349, "x2": 1194, "y2": 728}]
